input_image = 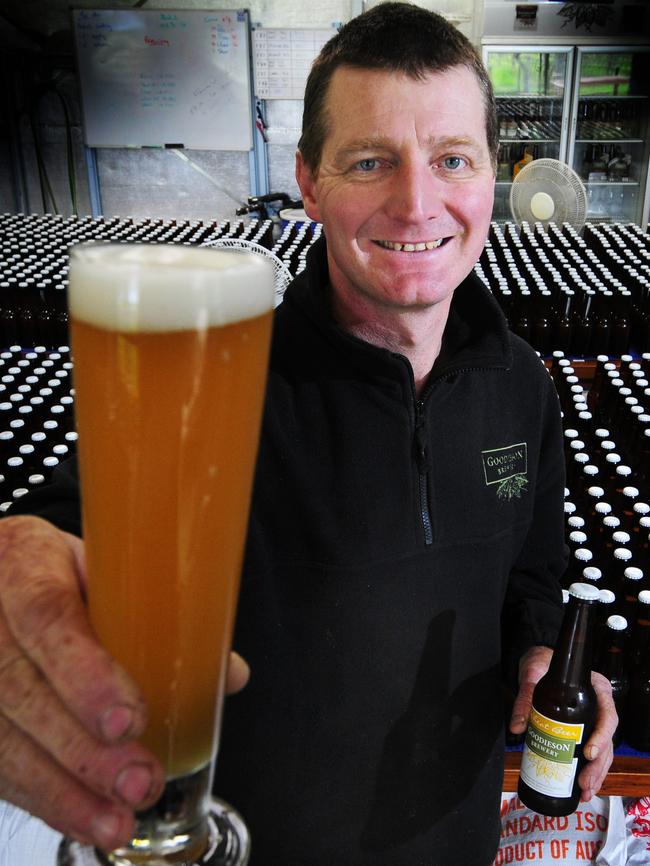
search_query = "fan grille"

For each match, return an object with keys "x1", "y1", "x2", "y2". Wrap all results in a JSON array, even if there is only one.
[
  {"x1": 510, "y1": 158, "x2": 587, "y2": 229},
  {"x1": 202, "y1": 237, "x2": 293, "y2": 306}
]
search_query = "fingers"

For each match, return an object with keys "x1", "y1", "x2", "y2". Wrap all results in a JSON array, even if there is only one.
[
  {"x1": 0, "y1": 516, "x2": 147, "y2": 742},
  {"x1": 578, "y1": 671, "x2": 618, "y2": 801},
  {"x1": 226, "y1": 651, "x2": 250, "y2": 695},
  {"x1": 0, "y1": 713, "x2": 135, "y2": 850},
  {"x1": 509, "y1": 645, "x2": 554, "y2": 734},
  {"x1": 0, "y1": 516, "x2": 165, "y2": 847}
]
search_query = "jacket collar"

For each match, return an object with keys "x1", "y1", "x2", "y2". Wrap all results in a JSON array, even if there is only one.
[{"x1": 279, "y1": 235, "x2": 513, "y2": 382}]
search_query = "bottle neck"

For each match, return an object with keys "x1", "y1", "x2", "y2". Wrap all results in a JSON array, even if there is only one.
[{"x1": 548, "y1": 596, "x2": 596, "y2": 688}]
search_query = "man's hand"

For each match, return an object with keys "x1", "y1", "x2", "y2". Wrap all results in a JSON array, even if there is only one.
[
  {"x1": 0, "y1": 515, "x2": 249, "y2": 850},
  {"x1": 509, "y1": 645, "x2": 618, "y2": 802}
]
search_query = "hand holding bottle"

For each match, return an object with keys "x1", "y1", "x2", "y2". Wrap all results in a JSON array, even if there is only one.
[{"x1": 509, "y1": 638, "x2": 618, "y2": 808}]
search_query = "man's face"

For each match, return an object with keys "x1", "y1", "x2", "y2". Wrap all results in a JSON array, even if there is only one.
[{"x1": 296, "y1": 65, "x2": 496, "y2": 314}]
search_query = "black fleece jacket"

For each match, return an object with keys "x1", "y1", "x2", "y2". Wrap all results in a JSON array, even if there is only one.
[{"x1": 9, "y1": 237, "x2": 566, "y2": 865}]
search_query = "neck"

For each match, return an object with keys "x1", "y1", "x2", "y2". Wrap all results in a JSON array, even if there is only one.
[{"x1": 331, "y1": 289, "x2": 452, "y2": 395}]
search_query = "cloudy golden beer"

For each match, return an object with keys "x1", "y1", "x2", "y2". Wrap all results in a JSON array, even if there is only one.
[{"x1": 69, "y1": 244, "x2": 274, "y2": 786}]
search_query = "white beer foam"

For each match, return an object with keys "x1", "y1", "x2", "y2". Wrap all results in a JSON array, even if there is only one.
[{"x1": 69, "y1": 243, "x2": 274, "y2": 332}]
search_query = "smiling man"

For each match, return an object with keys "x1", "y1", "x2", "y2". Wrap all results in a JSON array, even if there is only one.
[{"x1": 0, "y1": 3, "x2": 617, "y2": 866}]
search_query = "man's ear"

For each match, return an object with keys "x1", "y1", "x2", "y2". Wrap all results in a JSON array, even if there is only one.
[{"x1": 295, "y1": 150, "x2": 322, "y2": 223}]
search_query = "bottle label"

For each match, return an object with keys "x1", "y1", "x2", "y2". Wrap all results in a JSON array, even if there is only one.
[{"x1": 520, "y1": 707, "x2": 584, "y2": 798}]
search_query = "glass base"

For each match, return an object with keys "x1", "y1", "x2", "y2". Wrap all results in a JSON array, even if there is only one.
[{"x1": 57, "y1": 798, "x2": 250, "y2": 866}]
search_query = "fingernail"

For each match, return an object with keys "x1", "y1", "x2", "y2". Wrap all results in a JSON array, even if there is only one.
[
  {"x1": 100, "y1": 705, "x2": 134, "y2": 742},
  {"x1": 90, "y1": 812, "x2": 123, "y2": 849},
  {"x1": 115, "y1": 764, "x2": 155, "y2": 807},
  {"x1": 585, "y1": 744, "x2": 600, "y2": 760}
]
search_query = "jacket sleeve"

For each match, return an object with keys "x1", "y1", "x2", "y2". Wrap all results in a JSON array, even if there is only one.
[
  {"x1": 3, "y1": 456, "x2": 82, "y2": 537},
  {"x1": 501, "y1": 369, "x2": 567, "y2": 690}
]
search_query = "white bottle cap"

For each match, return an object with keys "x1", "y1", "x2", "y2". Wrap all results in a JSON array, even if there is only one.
[
  {"x1": 612, "y1": 531, "x2": 631, "y2": 544},
  {"x1": 569, "y1": 582, "x2": 600, "y2": 601},
  {"x1": 614, "y1": 547, "x2": 633, "y2": 561},
  {"x1": 569, "y1": 531, "x2": 588, "y2": 544},
  {"x1": 606, "y1": 615, "x2": 627, "y2": 631},
  {"x1": 583, "y1": 566, "x2": 602, "y2": 582},
  {"x1": 598, "y1": 589, "x2": 616, "y2": 604},
  {"x1": 575, "y1": 548, "x2": 593, "y2": 562},
  {"x1": 638, "y1": 591, "x2": 650, "y2": 605},
  {"x1": 624, "y1": 567, "x2": 644, "y2": 581},
  {"x1": 595, "y1": 502, "x2": 612, "y2": 515}
]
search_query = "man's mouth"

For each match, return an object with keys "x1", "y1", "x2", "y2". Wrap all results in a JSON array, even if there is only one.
[{"x1": 374, "y1": 238, "x2": 448, "y2": 252}]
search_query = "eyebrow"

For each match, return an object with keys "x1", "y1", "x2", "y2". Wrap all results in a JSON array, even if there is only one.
[{"x1": 333, "y1": 134, "x2": 485, "y2": 162}]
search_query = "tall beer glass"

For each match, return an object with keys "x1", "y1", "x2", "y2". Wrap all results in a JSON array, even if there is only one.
[{"x1": 58, "y1": 243, "x2": 274, "y2": 865}]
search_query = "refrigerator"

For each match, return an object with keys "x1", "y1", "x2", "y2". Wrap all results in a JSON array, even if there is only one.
[{"x1": 482, "y1": 44, "x2": 650, "y2": 227}]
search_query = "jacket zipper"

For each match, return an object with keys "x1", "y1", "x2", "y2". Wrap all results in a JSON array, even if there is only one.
[
  {"x1": 414, "y1": 399, "x2": 433, "y2": 546},
  {"x1": 411, "y1": 366, "x2": 504, "y2": 547}
]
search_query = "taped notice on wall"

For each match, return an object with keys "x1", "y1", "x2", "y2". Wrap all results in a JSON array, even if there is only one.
[{"x1": 493, "y1": 793, "x2": 629, "y2": 866}]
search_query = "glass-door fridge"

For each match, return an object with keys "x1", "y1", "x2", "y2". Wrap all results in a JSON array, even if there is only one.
[
  {"x1": 483, "y1": 46, "x2": 574, "y2": 222},
  {"x1": 568, "y1": 46, "x2": 650, "y2": 226}
]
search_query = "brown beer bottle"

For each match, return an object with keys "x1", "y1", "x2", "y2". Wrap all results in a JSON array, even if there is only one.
[
  {"x1": 594, "y1": 614, "x2": 629, "y2": 748},
  {"x1": 518, "y1": 582, "x2": 599, "y2": 816}
]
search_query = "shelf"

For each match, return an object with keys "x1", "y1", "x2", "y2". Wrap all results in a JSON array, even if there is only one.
[
  {"x1": 576, "y1": 139, "x2": 643, "y2": 145},
  {"x1": 499, "y1": 139, "x2": 560, "y2": 144},
  {"x1": 579, "y1": 95, "x2": 648, "y2": 101},
  {"x1": 504, "y1": 751, "x2": 650, "y2": 797},
  {"x1": 584, "y1": 181, "x2": 640, "y2": 187}
]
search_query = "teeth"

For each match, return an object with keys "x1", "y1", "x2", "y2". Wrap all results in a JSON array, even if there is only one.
[{"x1": 377, "y1": 239, "x2": 444, "y2": 252}]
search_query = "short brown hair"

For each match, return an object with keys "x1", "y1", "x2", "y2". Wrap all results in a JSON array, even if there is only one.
[{"x1": 298, "y1": 2, "x2": 498, "y2": 173}]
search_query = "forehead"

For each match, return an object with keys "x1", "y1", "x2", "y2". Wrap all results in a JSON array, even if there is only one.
[{"x1": 321, "y1": 64, "x2": 488, "y2": 155}]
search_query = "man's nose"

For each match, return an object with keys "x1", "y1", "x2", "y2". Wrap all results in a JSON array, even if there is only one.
[{"x1": 384, "y1": 161, "x2": 444, "y2": 224}]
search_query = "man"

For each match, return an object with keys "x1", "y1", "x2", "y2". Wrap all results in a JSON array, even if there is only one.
[{"x1": 0, "y1": 4, "x2": 617, "y2": 864}]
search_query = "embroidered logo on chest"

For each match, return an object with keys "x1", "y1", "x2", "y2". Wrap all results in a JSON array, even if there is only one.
[{"x1": 481, "y1": 442, "x2": 528, "y2": 500}]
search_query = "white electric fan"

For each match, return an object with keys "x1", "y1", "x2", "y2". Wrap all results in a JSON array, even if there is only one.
[
  {"x1": 510, "y1": 158, "x2": 588, "y2": 232},
  {"x1": 203, "y1": 237, "x2": 294, "y2": 307}
]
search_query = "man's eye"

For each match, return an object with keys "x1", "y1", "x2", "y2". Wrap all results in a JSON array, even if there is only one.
[
  {"x1": 443, "y1": 156, "x2": 467, "y2": 171},
  {"x1": 356, "y1": 158, "x2": 378, "y2": 172}
]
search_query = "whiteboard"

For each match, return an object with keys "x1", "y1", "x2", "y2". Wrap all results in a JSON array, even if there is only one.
[{"x1": 72, "y1": 8, "x2": 253, "y2": 150}]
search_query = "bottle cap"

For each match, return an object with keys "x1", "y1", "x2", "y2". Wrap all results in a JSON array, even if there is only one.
[
  {"x1": 612, "y1": 531, "x2": 631, "y2": 544},
  {"x1": 7, "y1": 456, "x2": 23, "y2": 467},
  {"x1": 624, "y1": 567, "x2": 644, "y2": 581},
  {"x1": 569, "y1": 582, "x2": 600, "y2": 601},
  {"x1": 641, "y1": 517, "x2": 650, "y2": 530},
  {"x1": 600, "y1": 441, "x2": 616, "y2": 452},
  {"x1": 27, "y1": 474, "x2": 45, "y2": 485},
  {"x1": 568, "y1": 516, "x2": 585, "y2": 529},
  {"x1": 605, "y1": 453, "x2": 621, "y2": 466},
  {"x1": 598, "y1": 589, "x2": 616, "y2": 604},
  {"x1": 569, "y1": 439, "x2": 585, "y2": 451},
  {"x1": 638, "y1": 591, "x2": 650, "y2": 605},
  {"x1": 11, "y1": 488, "x2": 28, "y2": 498},
  {"x1": 603, "y1": 515, "x2": 620, "y2": 529},
  {"x1": 575, "y1": 548, "x2": 593, "y2": 562},
  {"x1": 583, "y1": 566, "x2": 602, "y2": 582},
  {"x1": 564, "y1": 428, "x2": 579, "y2": 439},
  {"x1": 623, "y1": 486, "x2": 640, "y2": 499},
  {"x1": 616, "y1": 465, "x2": 632, "y2": 477},
  {"x1": 595, "y1": 428, "x2": 610, "y2": 439},
  {"x1": 569, "y1": 530, "x2": 588, "y2": 544},
  {"x1": 595, "y1": 502, "x2": 612, "y2": 515},
  {"x1": 606, "y1": 615, "x2": 627, "y2": 631},
  {"x1": 586, "y1": 485, "x2": 604, "y2": 496},
  {"x1": 614, "y1": 547, "x2": 633, "y2": 561},
  {"x1": 564, "y1": 501, "x2": 577, "y2": 515}
]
